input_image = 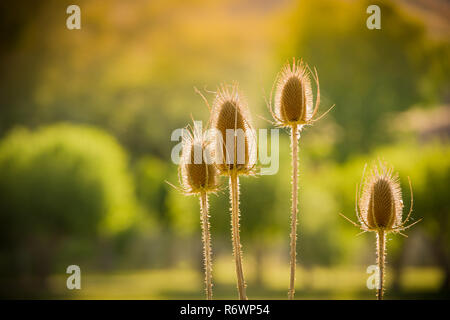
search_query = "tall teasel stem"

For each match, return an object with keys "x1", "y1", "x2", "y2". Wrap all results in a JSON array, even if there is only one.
[
  {"x1": 376, "y1": 229, "x2": 386, "y2": 300},
  {"x1": 210, "y1": 83, "x2": 255, "y2": 299},
  {"x1": 269, "y1": 59, "x2": 332, "y2": 299},
  {"x1": 177, "y1": 120, "x2": 219, "y2": 299},
  {"x1": 289, "y1": 124, "x2": 299, "y2": 300},
  {"x1": 200, "y1": 191, "x2": 213, "y2": 300},
  {"x1": 230, "y1": 172, "x2": 247, "y2": 300},
  {"x1": 339, "y1": 162, "x2": 422, "y2": 300}
]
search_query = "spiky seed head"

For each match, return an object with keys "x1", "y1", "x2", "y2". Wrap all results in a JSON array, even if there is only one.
[
  {"x1": 211, "y1": 83, "x2": 256, "y2": 176},
  {"x1": 273, "y1": 59, "x2": 314, "y2": 127},
  {"x1": 359, "y1": 163, "x2": 403, "y2": 232},
  {"x1": 180, "y1": 127, "x2": 219, "y2": 195}
]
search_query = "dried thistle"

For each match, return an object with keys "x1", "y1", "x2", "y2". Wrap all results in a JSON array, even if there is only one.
[
  {"x1": 211, "y1": 83, "x2": 257, "y2": 176},
  {"x1": 340, "y1": 161, "x2": 422, "y2": 300},
  {"x1": 180, "y1": 135, "x2": 218, "y2": 196},
  {"x1": 270, "y1": 58, "x2": 333, "y2": 128},
  {"x1": 269, "y1": 58, "x2": 333, "y2": 300},
  {"x1": 210, "y1": 83, "x2": 257, "y2": 300},
  {"x1": 178, "y1": 123, "x2": 219, "y2": 300}
]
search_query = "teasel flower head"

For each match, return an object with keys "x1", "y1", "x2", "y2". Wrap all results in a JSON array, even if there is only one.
[
  {"x1": 211, "y1": 83, "x2": 257, "y2": 176},
  {"x1": 269, "y1": 58, "x2": 333, "y2": 129},
  {"x1": 340, "y1": 161, "x2": 422, "y2": 235},
  {"x1": 179, "y1": 124, "x2": 219, "y2": 195},
  {"x1": 339, "y1": 161, "x2": 422, "y2": 301}
]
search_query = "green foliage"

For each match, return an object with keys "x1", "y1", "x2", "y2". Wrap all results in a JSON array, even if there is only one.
[
  {"x1": 208, "y1": 174, "x2": 284, "y2": 244},
  {"x1": 334, "y1": 141, "x2": 450, "y2": 268},
  {"x1": 0, "y1": 123, "x2": 139, "y2": 283},
  {"x1": 388, "y1": 142, "x2": 450, "y2": 249},
  {"x1": 352, "y1": 141, "x2": 450, "y2": 243},
  {"x1": 135, "y1": 156, "x2": 171, "y2": 227},
  {"x1": 166, "y1": 188, "x2": 199, "y2": 236},
  {"x1": 135, "y1": 156, "x2": 200, "y2": 235},
  {"x1": 239, "y1": 175, "x2": 283, "y2": 241},
  {"x1": 286, "y1": 0, "x2": 449, "y2": 159},
  {"x1": 411, "y1": 144, "x2": 449, "y2": 231}
]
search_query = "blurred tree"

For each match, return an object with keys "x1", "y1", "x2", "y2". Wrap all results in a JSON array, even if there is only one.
[
  {"x1": 0, "y1": 123, "x2": 139, "y2": 296},
  {"x1": 410, "y1": 143, "x2": 450, "y2": 291},
  {"x1": 377, "y1": 142, "x2": 450, "y2": 292},
  {"x1": 0, "y1": 0, "x2": 274, "y2": 160},
  {"x1": 239, "y1": 175, "x2": 284, "y2": 286},
  {"x1": 209, "y1": 174, "x2": 283, "y2": 287},
  {"x1": 286, "y1": 0, "x2": 450, "y2": 160},
  {"x1": 135, "y1": 157, "x2": 171, "y2": 229},
  {"x1": 135, "y1": 156, "x2": 193, "y2": 268},
  {"x1": 335, "y1": 141, "x2": 450, "y2": 292}
]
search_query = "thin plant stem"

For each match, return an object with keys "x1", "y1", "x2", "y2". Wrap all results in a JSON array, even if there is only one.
[
  {"x1": 376, "y1": 229, "x2": 386, "y2": 300},
  {"x1": 289, "y1": 124, "x2": 299, "y2": 300},
  {"x1": 200, "y1": 192, "x2": 213, "y2": 300},
  {"x1": 230, "y1": 172, "x2": 247, "y2": 300}
]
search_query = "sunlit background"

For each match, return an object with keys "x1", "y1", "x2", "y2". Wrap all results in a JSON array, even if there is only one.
[{"x1": 0, "y1": 0, "x2": 449, "y2": 299}]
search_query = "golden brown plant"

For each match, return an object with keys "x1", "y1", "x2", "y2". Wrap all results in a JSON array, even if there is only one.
[
  {"x1": 178, "y1": 123, "x2": 219, "y2": 300},
  {"x1": 269, "y1": 58, "x2": 333, "y2": 299},
  {"x1": 210, "y1": 83, "x2": 256, "y2": 300},
  {"x1": 340, "y1": 161, "x2": 422, "y2": 300},
  {"x1": 211, "y1": 84, "x2": 256, "y2": 176}
]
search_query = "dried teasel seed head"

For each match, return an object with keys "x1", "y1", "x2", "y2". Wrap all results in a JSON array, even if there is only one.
[
  {"x1": 359, "y1": 163, "x2": 404, "y2": 232},
  {"x1": 180, "y1": 127, "x2": 219, "y2": 195},
  {"x1": 273, "y1": 59, "x2": 314, "y2": 127},
  {"x1": 340, "y1": 161, "x2": 421, "y2": 236},
  {"x1": 211, "y1": 83, "x2": 256, "y2": 176}
]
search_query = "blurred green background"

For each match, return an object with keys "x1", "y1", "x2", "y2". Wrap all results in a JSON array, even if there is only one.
[{"x1": 0, "y1": 0, "x2": 449, "y2": 299}]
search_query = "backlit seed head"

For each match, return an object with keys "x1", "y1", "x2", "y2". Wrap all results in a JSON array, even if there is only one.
[
  {"x1": 211, "y1": 83, "x2": 256, "y2": 176},
  {"x1": 179, "y1": 125, "x2": 219, "y2": 195},
  {"x1": 340, "y1": 161, "x2": 421, "y2": 236},
  {"x1": 270, "y1": 58, "x2": 325, "y2": 128},
  {"x1": 359, "y1": 163, "x2": 404, "y2": 232}
]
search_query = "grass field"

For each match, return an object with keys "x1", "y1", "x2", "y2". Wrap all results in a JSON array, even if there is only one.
[{"x1": 47, "y1": 256, "x2": 446, "y2": 300}]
